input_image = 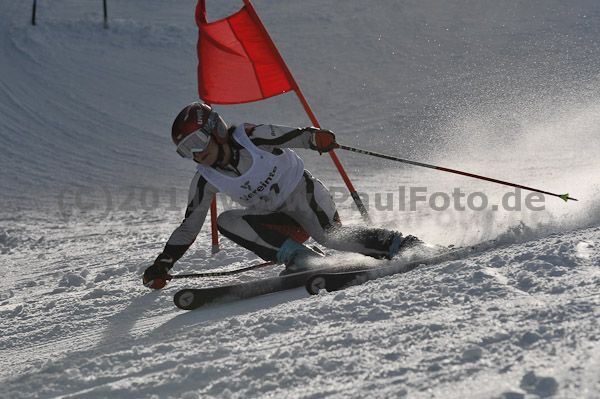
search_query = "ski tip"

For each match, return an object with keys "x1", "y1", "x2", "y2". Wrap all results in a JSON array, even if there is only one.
[{"x1": 560, "y1": 193, "x2": 578, "y2": 202}]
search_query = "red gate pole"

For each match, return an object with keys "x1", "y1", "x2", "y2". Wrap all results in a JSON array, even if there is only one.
[{"x1": 242, "y1": 0, "x2": 371, "y2": 223}]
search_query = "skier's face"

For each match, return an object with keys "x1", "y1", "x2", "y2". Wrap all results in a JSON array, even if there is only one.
[{"x1": 193, "y1": 139, "x2": 218, "y2": 165}]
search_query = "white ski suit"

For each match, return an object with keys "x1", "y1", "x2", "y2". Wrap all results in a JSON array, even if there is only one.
[{"x1": 162, "y1": 123, "x2": 401, "y2": 263}]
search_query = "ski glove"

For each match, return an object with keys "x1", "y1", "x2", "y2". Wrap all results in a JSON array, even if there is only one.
[
  {"x1": 143, "y1": 253, "x2": 174, "y2": 289},
  {"x1": 309, "y1": 129, "x2": 339, "y2": 154}
]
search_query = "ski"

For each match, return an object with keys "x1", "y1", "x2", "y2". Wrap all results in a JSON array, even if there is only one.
[
  {"x1": 173, "y1": 263, "x2": 372, "y2": 310},
  {"x1": 174, "y1": 240, "x2": 499, "y2": 310},
  {"x1": 305, "y1": 240, "x2": 499, "y2": 295}
]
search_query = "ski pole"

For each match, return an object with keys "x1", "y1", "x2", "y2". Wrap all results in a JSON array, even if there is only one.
[
  {"x1": 338, "y1": 144, "x2": 578, "y2": 202},
  {"x1": 171, "y1": 261, "x2": 275, "y2": 279}
]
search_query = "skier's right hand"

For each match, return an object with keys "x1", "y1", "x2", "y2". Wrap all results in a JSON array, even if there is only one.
[
  {"x1": 309, "y1": 129, "x2": 338, "y2": 154},
  {"x1": 143, "y1": 253, "x2": 174, "y2": 289}
]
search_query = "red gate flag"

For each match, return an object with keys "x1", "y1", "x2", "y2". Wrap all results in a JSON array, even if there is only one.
[
  {"x1": 196, "y1": 0, "x2": 371, "y2": 224},
  {"x1": 196, "y1": 3, "x2": 293, "y2": 104}
]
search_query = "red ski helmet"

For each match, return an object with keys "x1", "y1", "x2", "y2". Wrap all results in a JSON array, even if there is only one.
[{"x1": 171, "y1": 102, "x2": 228, "y2": 149}]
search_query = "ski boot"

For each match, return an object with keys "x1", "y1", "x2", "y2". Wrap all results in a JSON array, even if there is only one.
[
  {"x1": 388, "y1": 234, "x2": 423, "y2": 260},
  {"x1": 277, "y1": 238, "x2": 324, "y2": 276}
]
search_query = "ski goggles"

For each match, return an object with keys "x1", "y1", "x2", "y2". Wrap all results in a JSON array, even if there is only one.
[{"x1": 176, "y1": 130, "x2": 212, "y2": 159}]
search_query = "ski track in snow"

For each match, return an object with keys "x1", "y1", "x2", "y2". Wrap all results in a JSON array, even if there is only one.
[{"x1": 2, "y1": 0, "x2": 600, "y2": 398}]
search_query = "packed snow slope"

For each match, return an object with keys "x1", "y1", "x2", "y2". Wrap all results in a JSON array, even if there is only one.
[{"x1": 1, "y1": 0, "x2": 599, "y2": 398}]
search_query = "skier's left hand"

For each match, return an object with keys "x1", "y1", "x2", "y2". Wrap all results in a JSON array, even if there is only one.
[
  {"x1": 309, "y1": 129, "x2": 339, "y2": 154},
  {"x1": 143, "y1": 253, "x2": 174, "y2": 289}
]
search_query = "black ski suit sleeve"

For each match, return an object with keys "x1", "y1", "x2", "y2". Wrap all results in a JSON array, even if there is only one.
[{"x1": 163, "y1": 172, "x2": 217, "y2": 261}]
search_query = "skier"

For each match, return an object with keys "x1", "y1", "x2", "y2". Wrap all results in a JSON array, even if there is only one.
[{"x1": 143, "y1": 102, "x2": 420, "y2": 289}]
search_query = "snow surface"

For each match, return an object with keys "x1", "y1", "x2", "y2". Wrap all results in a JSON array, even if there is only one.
[{"x1": 1, "y1": 0, "x2": 600, "y2": 398}]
